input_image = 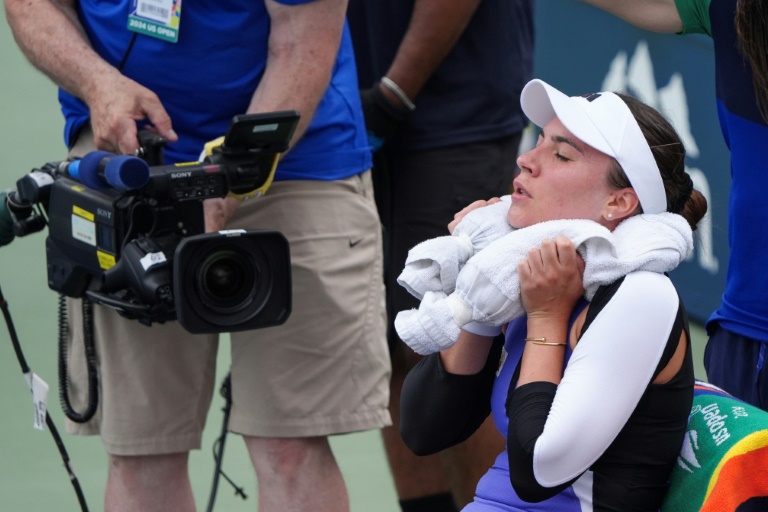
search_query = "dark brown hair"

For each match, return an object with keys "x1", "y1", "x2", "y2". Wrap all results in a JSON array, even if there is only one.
[
  {"x1": 606, "y1": 93, "x2": 708, "y2": 231},
  {"x1": 736, "y1": 0, "x2": 768, "y2": 123}
]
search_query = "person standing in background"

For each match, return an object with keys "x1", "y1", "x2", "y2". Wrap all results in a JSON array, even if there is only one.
[
  {"x1": 347, "y1": 1, "x2": 535, "y2": 510},
  {"x1": 573, "y1": 0, "x2": 768, "y2": 410}
]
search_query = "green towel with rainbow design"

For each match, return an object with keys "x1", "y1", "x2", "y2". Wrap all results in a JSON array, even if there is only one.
[{"x1": 661, "y1": 381, "x2": 768, "y2": 511}]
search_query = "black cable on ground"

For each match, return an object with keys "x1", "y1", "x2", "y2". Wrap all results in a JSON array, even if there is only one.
[
  {"x1": 0, "y1": 283, "x2": 89, "y2": 511},
  {"x1": 206, "y1": 371, "x2": 247, "y2": 512}
]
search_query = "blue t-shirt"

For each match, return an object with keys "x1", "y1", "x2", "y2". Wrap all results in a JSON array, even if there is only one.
[
  {"x1": 60, "y1": 0, "x2": 371, "y2": 180},
  {"x1": 675, "y1": 0, "x2": 768, "y2": 342}
]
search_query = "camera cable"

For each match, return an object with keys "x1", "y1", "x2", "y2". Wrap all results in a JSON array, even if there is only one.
[
  {"x1": 0, "y1": 283, "x2": 90, "y2": 511},
  {"x1": 206, "y1": 371, "x2": 248, "y2": 511},
  {"x1": 57, "y1": 294, "x2": 99, "y2": 423}
]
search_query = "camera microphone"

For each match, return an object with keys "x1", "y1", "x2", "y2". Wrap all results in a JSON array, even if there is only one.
[{"x1": 66, "y1": 151, "x2": 150, "y2": 191}]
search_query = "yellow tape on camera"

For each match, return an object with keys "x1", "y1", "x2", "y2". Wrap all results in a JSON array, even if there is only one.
[
  {"x1": 72, "y1": 205, "x2": 94, "y2": 221},
  {"x1": 227, "y1": 153, "x2": 281, "y2": 200},
  {"x1": 97, "y1": 251, "x2": 116, "y2": 270}
]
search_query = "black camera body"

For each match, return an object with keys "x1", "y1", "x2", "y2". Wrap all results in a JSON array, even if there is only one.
[{"x1": 5, "y1": 111, "x2": 299, "y2": 333}]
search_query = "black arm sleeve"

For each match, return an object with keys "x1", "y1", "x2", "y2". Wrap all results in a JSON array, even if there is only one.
[
  {"x1": 400, "y1": 336, "x2": 504, "y2": 456},
  {"x1": 506, "y1": 382, "x2": 578, "y2": 502}
]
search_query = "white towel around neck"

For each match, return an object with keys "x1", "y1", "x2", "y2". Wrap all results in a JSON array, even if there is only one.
[
  {"x1": 397, "y1": 196, "x2": 514, "y2": 299},
  {"x1": 395, "y1": 213, "x2": 693, "y2": 355}
]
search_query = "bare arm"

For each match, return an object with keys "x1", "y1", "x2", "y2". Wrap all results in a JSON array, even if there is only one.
[
  {"x1": 381, "y1": 0, "x2": 482, "y2": 106},
  {"x1": 248, "y1": 0, "x2": 347, "y2": 146},
  {"x1": 205, "y1": 0, "x2": 348, "y2": 230},
  {"x1": 5, "y1": 0, "x2": 176, "y2": 154},
  {"x1": 440, "y1": 330, "x2": 496, "y2": 375},
  {"x1": 517, "y1": 237, "x2": 584, "y2": 386},
  {"x1": 576, "y1": 0, "x2": 683, "y2": 33}
]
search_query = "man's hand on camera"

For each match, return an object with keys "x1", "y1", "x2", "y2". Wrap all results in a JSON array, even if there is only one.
[
  {"x1": 359, "y1": 83, "x2": 410, "y2": 151},
  {"x1": 87, "y1": 74, "x2": 177, "y2": 155}
]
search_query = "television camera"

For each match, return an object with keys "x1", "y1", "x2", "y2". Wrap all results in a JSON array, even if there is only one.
[{"x1": 0, "y1": 111, "x2": 299, "y2": 334}]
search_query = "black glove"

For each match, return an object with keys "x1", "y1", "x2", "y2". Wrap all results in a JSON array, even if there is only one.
[{"x1": 360, "y1": 84, "x2": 410, "y2": 150}]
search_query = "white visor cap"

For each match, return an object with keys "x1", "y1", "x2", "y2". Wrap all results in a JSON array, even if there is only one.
[{"x1": 520, "y1": 79, "x2": 667, "y2": 214}]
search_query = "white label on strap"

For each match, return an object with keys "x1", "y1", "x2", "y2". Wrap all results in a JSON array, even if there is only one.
[{"x1": 23, "y1": 372, "x2": 49, "y2": 431}]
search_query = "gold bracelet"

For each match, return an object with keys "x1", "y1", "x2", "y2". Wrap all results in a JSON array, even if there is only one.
[{"x1": 524, "y1": 337, "x2": 567, "y2": 346}]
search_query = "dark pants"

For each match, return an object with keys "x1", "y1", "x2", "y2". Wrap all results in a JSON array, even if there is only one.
[
  {"x1": 372, "y1": 134, "x2": 521, "y2": 351},
  {"x1": 704, "y1": 323, "x2": 768, "y2": 411}
]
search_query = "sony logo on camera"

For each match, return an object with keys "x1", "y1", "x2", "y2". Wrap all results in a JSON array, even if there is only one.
[{"x1": 96, "y1": 207, "x2": 112, "y2": 219}]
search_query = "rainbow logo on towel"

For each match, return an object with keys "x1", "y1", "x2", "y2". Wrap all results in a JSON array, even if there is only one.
[
  {"x1": 701, "y1": 430, "x2": 768, "y2": 511},
  {"x1": 662, "y1": 382, "x2": 768, "y2": 512}
]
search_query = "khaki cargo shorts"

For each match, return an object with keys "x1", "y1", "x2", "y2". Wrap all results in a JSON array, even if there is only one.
[{"x1": 64, "y1": 130, "x2": 391, "y2": 455}]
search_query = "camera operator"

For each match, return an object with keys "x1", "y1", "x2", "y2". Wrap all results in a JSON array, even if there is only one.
[{"x1": 4, "y1": 0, "x2": 391, "y2": 510}]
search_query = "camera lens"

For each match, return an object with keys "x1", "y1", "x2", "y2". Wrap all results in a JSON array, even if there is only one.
[
  {"x1": 204, "y1": 256, "x2": 243, "y2": 299},
  {"x1": 198, "y1": 249, "x2": 258, "y2": 313},
  {"x1": 174, "y1": 230, "x2": 291, "y2": 333}
]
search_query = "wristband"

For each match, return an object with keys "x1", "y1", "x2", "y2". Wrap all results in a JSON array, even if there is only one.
[{"x1": 381, "y1": 76, "x2": 416, "y2": 111}]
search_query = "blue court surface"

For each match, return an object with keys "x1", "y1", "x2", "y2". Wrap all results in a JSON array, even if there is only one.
[{"x1": 0, "y1": 11, "x2": 707, "y2": 511}]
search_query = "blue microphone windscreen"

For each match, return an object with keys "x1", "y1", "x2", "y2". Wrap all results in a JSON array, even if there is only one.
[
  {"x1": 104, "y1": 156, "x2": 150, "y2": 191},
  {"x1": 77, "y1": 151, "x2": 114, "y2": 190}
]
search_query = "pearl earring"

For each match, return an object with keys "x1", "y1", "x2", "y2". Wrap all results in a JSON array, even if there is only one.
[{"x1": 606, "y1": 213, "x2": 613, "y2": 220}]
